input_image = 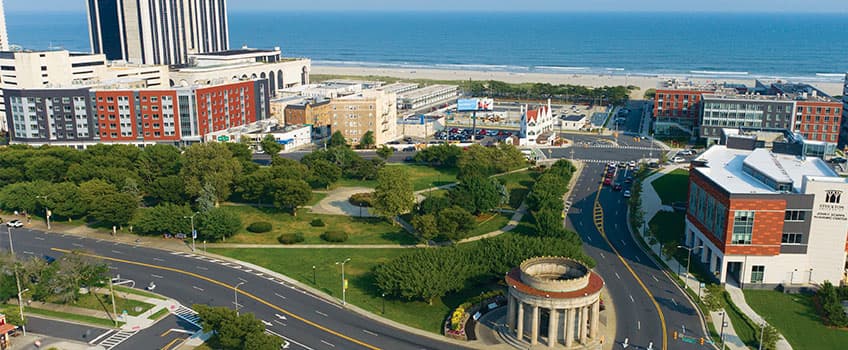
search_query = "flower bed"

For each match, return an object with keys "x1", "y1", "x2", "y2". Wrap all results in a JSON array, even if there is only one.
[{"x1": 443, "y1": 290, "x2": 506, "y2": 341}]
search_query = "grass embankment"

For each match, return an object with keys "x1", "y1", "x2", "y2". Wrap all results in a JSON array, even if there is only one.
[
  {"x1": 334, "y1": 164, "x2": 458, "y2": 191},
  {"x1": 208, "y1": 248, "x2": 491, "y2": 333},
  {"x1": 651, "y1": 169, "x2": 690, "y2": 205},
  {"x1": 223, "y1": 206, "x2": 417, "y2": 245},
  {"x1": 147, "y1": 308, "x2": 170, "y2": 320},
  {"x1": 71, "y1": 292, "x2": 156, "y2": 317},
  {"x1": 494, "y1": 169, "x2": 539, "y2": 210},
  {"x1": 113, "y1": 285, "x2": 167, "y2": 300},
  {"x1": 744, "y1": 290, "x2": 848, "y2": 350},
  {"x1": 17, "y1": 304, "x2": 123, "y2": 328}
]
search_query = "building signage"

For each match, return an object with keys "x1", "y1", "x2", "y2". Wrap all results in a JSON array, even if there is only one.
[{"x1": 814, "y1": 189, "x2": 847, "y2": 221}]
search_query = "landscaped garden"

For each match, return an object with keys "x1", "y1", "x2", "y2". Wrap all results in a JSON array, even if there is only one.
[
  {"x1": 744, "y1": 290, "x2": 848, "y2": 350},
  {"x1": 651, "y1": 168, "x2": 690, "y2": 205}
]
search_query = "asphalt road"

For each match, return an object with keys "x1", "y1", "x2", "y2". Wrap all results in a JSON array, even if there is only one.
[
  {"x1": 6, "y1": 229, "x2": 470, "y2": 350},
  {"x1": 118, "y1": 315, "x2": 198, "y2": 350},
  {"x1": 25, "y1": 316, "x2": 110, "y2": 344}
]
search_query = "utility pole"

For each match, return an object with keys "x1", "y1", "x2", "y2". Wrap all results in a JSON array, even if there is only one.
[
  {"x1": 8, "y1": 226, "x2": 26, "y2": 336},
  {"x1": 234, "y1": 282, "x2": 245, "y2": 317},
  {"x1": 335, "y1": 258, "x2": 351, "y2": 306},
  {"x1": 109, "y1": 276, "x2": 118, "y2": 327},
  {"x1": 184, "y1": 212, "x2": 198, "y2": 252},
  {"x1": 36, "y1": 195, "x2": 51, "y2": 231}
]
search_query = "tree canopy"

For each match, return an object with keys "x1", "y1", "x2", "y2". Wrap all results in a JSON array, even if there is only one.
[{"x1": 372, "y1": 166, "x2": 415, "y2": 221}]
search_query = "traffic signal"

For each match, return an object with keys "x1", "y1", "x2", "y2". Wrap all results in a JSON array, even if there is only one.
[
  {"x1": 673, "y1": 331, "x2": 677, "y2": 340},
  {"x1": 699, "y1": 337, "x2": 704, "y2": 345}
]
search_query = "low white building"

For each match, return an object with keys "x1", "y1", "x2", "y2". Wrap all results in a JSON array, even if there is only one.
[
  {"x1": 519, "y1": 99, "x2": 556, "y2": 145},
  {"x1": 205, "y1": 120, "x2": 312, "y2": 152},
  {"x1": 279, "y1": 83, "x2": 362, "y2": 99},
  {"x1": 398, "y1": 85, "x2": 458, "y2": 110},
  {"x1": 560, "y1": 114, "x2": 588, "y2": 131}
]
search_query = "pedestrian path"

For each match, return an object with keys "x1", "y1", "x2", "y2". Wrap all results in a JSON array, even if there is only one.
[
  {"x1": 637, "y1": 165, "x2": 792, "y2": 350},
  {"x1": 172, "y1": 306, "x2": 202, "y2": 329},
  {"x1": 96, "y1": 330, "x2": 136, "y2": 349}
]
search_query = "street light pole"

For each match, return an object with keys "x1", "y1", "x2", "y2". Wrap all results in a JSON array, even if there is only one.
[
  {"x1": 381, "y1": 293, "x2": 386, "y2": 314},
  {"x1": 234, "y1": 282, "x2": 245, "y2": 317},
  {"x1": 720, "y1": 311, "x2": 727, "y2": 350},
  {"x1": 677, "y1": 245, "x2": 703, "y2": 281},
  {"x1": 758, "y1": 322, "x2": 765, "y2": 350},
  {"x1": 36, "y1": 195, "x2": 50, "y2": 231},
  {"x1": 335, "y1": 258, "x2": 351, "y2": 306},
  {"x1": 312, "y1": 265, "x2": 316, "y2": 285},
  {"x1": 184, "y1": 212, "x2": 198, "y2": 252},
  {"x1": 8, "y1": 226, "x2": 26, "y2": 335}
]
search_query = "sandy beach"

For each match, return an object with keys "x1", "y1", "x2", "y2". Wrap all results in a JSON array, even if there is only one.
[{"x1": 312, "y1": 65, "x2": 844, "y2": 98}]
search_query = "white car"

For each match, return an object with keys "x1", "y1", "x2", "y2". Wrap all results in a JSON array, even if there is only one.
[
  {"x1": 6, "y1": 220, "x2": 23, "y2": 228},
  {"x1": 671, "y1": 156, "x2": 687, "y2": 163},
  {"x1": 623, "y1": 190, "x2": 632, "y2": 198}
]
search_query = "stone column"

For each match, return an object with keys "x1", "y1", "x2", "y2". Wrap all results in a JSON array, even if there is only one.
[
  {"x1": 565, "y1": 308, "x2": 574, "y2": 347},
  {"x1": 530, "y1": 305, "x2": 540, "y2": 345},
  {"x1": 579, "y1": 306, "x2": 588, "y2": 343},
  {"x1": 516, "y1": 302, "x2": 524, "y2": 341},
  {"x1": 548, "y1": 308, "x2": 558, "y2": 348},
  {"x1": 589, "y1": 301, "x2": 600, "y2": 339},
  {"x1": 507, "y1": 295, "x2": 516, "y2": 330}
]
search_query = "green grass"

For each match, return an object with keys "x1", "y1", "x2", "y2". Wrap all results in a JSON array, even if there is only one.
[
  {"x1": 224, "y1": 206, "x2": 417, "y2": 245},
  {"x1": 113, "y1": 285, "x2": 167, "y2": 300},
  {"x1": 307, "y1": 192, "x2": 328, "y2": 206},
  {"x1": 649, "y1": 211, "x2": 685, "y2": 246},
  {"x1": 494, "y1": 169, "x2": 539, "y2": 209},
  {"x1": 723, "y1": 292, "x2": 759, "y2": 348},
  {"x1": 651, "y1": 169, "x2": 690, "y2": 205},
  {"x1": 334, "y1": 164, "x2": 458, "y2": 191},
  {"x1": 70, "y1": 292, "x2": 156, "y2": 317},
  {"x1": 511, "y1": 212, "x2": 537, "y2": 236},
  {"x1": 744, "y1": 290, "x2": 848, "y2": 350},
  {"x1": 208, "y1": 248, "x2": 493, "y2": 334},
  {"x1": 466, "y1": 212, "x2": 512, "y2": 238},
  {"x1": 148, "y1": 307, "x2": 169, "y2": 320},
  {"x1": 20, "y1": 305, "x2": 123, "y2": 328}
]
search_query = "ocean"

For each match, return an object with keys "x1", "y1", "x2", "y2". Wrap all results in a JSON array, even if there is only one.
[{"x1": 7, "y1": 11, "x2": 848, "y2": 81}]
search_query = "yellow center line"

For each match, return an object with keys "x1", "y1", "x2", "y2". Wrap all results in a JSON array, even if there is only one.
[
  {"x1": 160, "y1": 328, "x2": 173, "y2": 337},
  {"x1": 52, "y1": 248, "x2": 381, "y2": 350},
  {"x1": 160, "y1": 337, "x2": 181, "y2": 350},
  {"x1": 592, "y1": 174, "x2": 668, "y2": 350}
]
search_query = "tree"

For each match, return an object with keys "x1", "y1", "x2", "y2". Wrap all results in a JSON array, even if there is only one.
[
  {"x1": 260, "y1": 134, "x2": 282, "y2": 156},
  {"x1": 131, "y1": 203, "x2": 193, "y2": 236},
  {"x1": 436, "y1": 206, "x2": 476, "y2": 241},
  {"x1": 346, "y1": 158, "x2": 382, "y2": 181},
  {"x1": 145, "y1": 175, "x2": 189, "y2": 205},
  {"x1": 197, "y1": 208, "x2": 242, "y2": 242},
  {"x1": 193, "y1": 304, "x2": 280, "y2": 350},
  {"x1": 358, "y1": 131, "x2": 375, "y2": 149},
  {"x1": 196, "y1": 182, "x2": 218, "y2": 213},
  {"x1": 448, "y1": 175, "x2": 502, "y2": 214},
  {"x1": 372, "y1": 166, "x2": 414, "y2": 221},
  {"x1": 226, "y1": 142, "x2": 258, "y2": 174},
  {"x1": 643, "y1": 88, "x2": 657, "y2": 100},
  {"x1": 136, "y1": 144, "x2": 181, "y2": 186},
  {"x1": 308, "y1": 159, "x2": 341, "y2": 189},
  {"x1": 414, "y1": 144, "x2": 461, "y2": 168},
  {"x1": 180, "y1": 143, "x2": 242, "y2": 206},
  {"x1": 411, "y1": 214, "x2": 439, "y2": 241},
  {"x1": 0, "y1": 181, "x2": 42, "y2": 213},
  {"x1": 418, "y1": 196, "x2": 451, "y2": 215},
  {"x1": 271, "y1": 179, "x2": 312, "y2": 215},
  {"x1": 244, "y1": 331, "x2": 284, "y2": 350},
  {"x1": 328, "y1": 131, "x2": 347, "y2": 148},
  {"x1": 376, "y1": 145, "x2": 394, "y2": 160},
  {"x1": 41, "y1": 182, "x2": 85, "y2": 219},
  {"x1": 270, "y1": 157, "x2": 310, "y2": 180},
  {"x1": 25, "y1": 156, "x2": 67, "y2": 182},
  {"x1": 235, "y1": 168, "x2": 274, "y2": 205},
  {"x1": 373, "y1": 248, "x2": 471, "y2": 304},
  {"x1": 89, "y1": 192, "x2": 137, "y2": 228},
  {"x1": 48, "y1": 251, "x2": 108, "y2": 304}
]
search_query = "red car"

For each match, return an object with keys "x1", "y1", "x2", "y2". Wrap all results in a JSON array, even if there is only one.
[{"x1": 603, "y1": 177, "x2": 612, "y2": 186}]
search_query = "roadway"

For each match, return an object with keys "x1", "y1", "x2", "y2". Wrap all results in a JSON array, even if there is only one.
[{"x1": 6, "y1": 230, "x2": 471, "y2": 350}]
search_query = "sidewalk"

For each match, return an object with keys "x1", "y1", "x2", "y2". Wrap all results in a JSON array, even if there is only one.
[{"x1": 637, "y1": 166, "x2": 792, "y2": 350}]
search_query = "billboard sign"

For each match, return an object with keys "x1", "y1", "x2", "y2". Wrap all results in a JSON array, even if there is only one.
[{"x1": 457, "y1": 98, "x2": 494, "y2": 112}]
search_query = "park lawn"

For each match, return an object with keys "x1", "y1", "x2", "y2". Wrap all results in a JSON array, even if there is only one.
[
  {"x1": 744, "y1": 290, "x2": 848, "y2": 350},
  {"x1": 648, "y1": 211, "x2": 685, "y2": 247},
  {"x1": 69, "y1": 292, "x2": 156, "y2": 317},
  {"x1": 651, "y1": 169, "x2": 690, "y2": 205},
  {"x1": 466, "y1": 212, "x2": 512, "y2": 238},
  {"x1": 334, "y1": 164, "x2": 458, "y2": 191},
  {"x1": 723, "y1": 292, "x2": 759, "y2": 348},
  {"x1": 511, "y1": 213, "x2": 537, "y2": 236},
  {"x1": 113, "y1": 285, "x2": 167, "y2": 300},
  {"x1": 493, "y1": 169, "x2": 539, "y2": 209},
  {"x1": 307, "y1": 192, "x2": 328, "y2": 206},
  {"x1": 208, "y1": 248, "x2": 491, "y2": 334},
  {"x1": 18, "y1": 304, "x2": 123, "y2": 328},
  {"x1": 148, "y1": 307, "x2": 169, "y2": 320},
  {"x1": 222, "y1": 205, "x2": 417, "y2": 245}
]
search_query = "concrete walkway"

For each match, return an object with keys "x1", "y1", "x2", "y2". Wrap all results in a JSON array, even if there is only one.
[{"x1": 638, "y1": 165, "x2": 792, "y2": 350}]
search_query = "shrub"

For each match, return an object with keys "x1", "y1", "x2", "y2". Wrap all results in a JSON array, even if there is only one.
[
  {"x1": 310, "y1": 218, "x2": 325, "y2": 227},
  {"x1": 247, "y1": 221, "x2": 272, "y2": 233},
  {"x1": 349, "y1": 192, "x2": 374, "y2": 207},
  {"x1": 320, "y1": 231, "x2": 349, "y2": 243},
  {"x1": 277, "y1": 233, "x2": 304, "y2": 245}
]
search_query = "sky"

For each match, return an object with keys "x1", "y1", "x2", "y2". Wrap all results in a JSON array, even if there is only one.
[{"x1": 5, "y1": 0, "x2": 848, "y2": 13}]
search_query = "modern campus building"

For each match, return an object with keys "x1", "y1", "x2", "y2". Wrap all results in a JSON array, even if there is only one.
[
  {"x1": 87, "y1": 0, "x2": 229, "y2": 65},
  {"x1": 0, "y1": 50, "x2": 169, "y2": 131},
  {"x1": 397, "y1": 85, "x2": 457, "y2": 110},
  {"x1": 328, "y1": 89, "x2": 398, "y2": 145},
  {"x1": 685, "y1": 139, "x2": 848, "y2": 289},
  {"x1": 169, "y1": 47, "x2": 311, "y2": 94},
  {"x1": 653, "y1": 80, "x2": 733, "y2": 135},
  {"x1": 0, "y1": 0, "x2": 8, "y2": 51},
  {"x1": 3, "y1": 78, "x2": 269, "y2": 147},
  {"x1": 840, "y1": 74, "x2": 848, "y2": 149}
]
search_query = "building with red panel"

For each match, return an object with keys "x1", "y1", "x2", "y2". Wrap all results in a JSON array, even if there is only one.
[
  {"x1": 685, "y1": 143, "x2": 848, "y2": 289},
  {"x1": 93, "y1": 90, "x2": 180, "y2": 143},
  {"x1": 177, "y1": 79, "x2": 270, "y2": 142}
]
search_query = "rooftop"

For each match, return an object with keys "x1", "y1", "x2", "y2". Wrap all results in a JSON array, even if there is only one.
[
  {"x1": 562, "y1": 114, "x2": 586, "y2": 121},
  {"x1": 190, "y1": 48, "x2": 280, "y2": 57},
  {"x1": 398, "y1": 84, "x2": 458, "y2": 100},
  {"x1": 694, "y1": 145, "x2": 837, "y2": 194}
]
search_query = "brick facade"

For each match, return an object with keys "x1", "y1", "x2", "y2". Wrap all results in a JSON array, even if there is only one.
[
  {"x1": 654, "y1": 89, "x2": 711, "y2": 129},
  {"x1": 794, "y1": 100, "x2": 842, "y2": 143}
]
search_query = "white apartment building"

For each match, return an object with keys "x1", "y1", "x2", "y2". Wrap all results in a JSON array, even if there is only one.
[
  {"x1": 0, "y1": 0, "x2": 8, "y2": 51},
  {"x1": 398, "y1": 85, "x2": 458, "y2": 110}
]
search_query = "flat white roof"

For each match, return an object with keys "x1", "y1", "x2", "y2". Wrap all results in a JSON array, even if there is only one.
[{"x1": 694, "y1": 145, "x2": 837, "y2": 194}]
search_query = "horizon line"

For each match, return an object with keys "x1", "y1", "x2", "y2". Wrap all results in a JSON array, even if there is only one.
[{"x1": 7, "y1": 9, "x2": 848, "y2": 15}]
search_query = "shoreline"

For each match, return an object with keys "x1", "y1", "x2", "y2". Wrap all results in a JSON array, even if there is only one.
[{"x1": 312, "y1": 65, "x2": 845, "y2": 97}]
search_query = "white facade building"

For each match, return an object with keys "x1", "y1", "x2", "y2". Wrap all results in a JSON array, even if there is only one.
[
  {"x1": 398, "y1": 85, "x2": 457, "y2": 110},
  {"x1": 0, "y1": 0, "x2": 8, "y2": 51},
  {"x1": 205, "y1": 120, "x2": 312, "y2": 152},
  {"x1": 519, "y1": 99, "x2": 556, "y2": 145}
]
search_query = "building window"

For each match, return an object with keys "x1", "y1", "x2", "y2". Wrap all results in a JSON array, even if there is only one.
[
  {"x1": 731, "y1": 210, "x2": 754, "y2": 245},
  {"x1": 784, "y1": 210, "x2": 806, "y2": 222},
  {"x1": 750, "y1": 265, "x2": 765, "y2": 284},
  {"x1": 781, "y1": 232, "x2": 803, "y2": 244}
]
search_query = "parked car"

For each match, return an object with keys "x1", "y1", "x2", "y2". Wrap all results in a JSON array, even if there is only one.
[
  {"x1": 613, "y1": 183, "x2": 623, "y2": 191},
  {"x1": 603, "y1": 177, "x2": 613, "y2": 186},
  {"x1": 402, "y1": 146, "x2": 416, "y2": 152},
  {"x1": 829, "y1": 157, "x2": 847, "y2": 164},
  {"x1": 623, "y1": 190, "x2": 632, "y2": 198},
  {"x1": 671, "y1": 156, "x2": 686, "y2": 163},
  {"x1": 6, "y1": 220, "x2": 22, "y2": 228},
  {"x1": 628, "y1": 160, "x2": 637, "y2": 168}
]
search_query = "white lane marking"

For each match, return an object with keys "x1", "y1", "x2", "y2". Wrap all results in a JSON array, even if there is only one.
[
  {"x1": 315, "y1": 310, "x2": 328, "y2": 317},
  {"x1": 232, "y1": 265, "x2": 242, "y2": 269},
  {"x1": 243, "y1": 269, "x2": 253, "y2": 273},
  {"x1": 111, "y1": 250, "x2": 123, "y2": 254},
  {"x1": 151, "y1": 274, "x2": 164, "y2": 279},
  {"x1": 274, "y1": 293, "x2": 287, "y2": 300},
  {"x1": 320, "y1": 340, "x2": 335, "y2": 348},
  {"x1": 586, "y1": 235, "x2": 592, "y2": 242},
  {"x1": 238, "y1": 277, "x2": 248, "y2": 283},
  {"x1": 23, "y1": 251, "x2": 34, "y2": 255},
  {"x1": 88, "y1": 329, "x2": 115, "y2": 344},
  {"x1": 638, "y1": 321, "x2": 641, "y2": 330},
  {"x1": 273, "y1": 320, "x2": 286, "y2": 326},
  {"x1": 614, "y1": 272, "x2": 621, "y2": 280},
  {"x1": 261, "y1": 320, "x2": 273, "y2": 327},
  {"x1": 629, "y1": 295, "x2": 635, "y2": 303},
  {"x1": 95, "y1": 239, "x2": 104, "y2": 243},
  {"x1": 599, "y1": 252, "x2": 605, "y2": 259},
  {"x1": 671, "y1": 298, "x2": 678, "y2": 306},
  {"x1": 275, "y1": 314, "x2": 287, "y2": 320},
  {"x1": 34, "y1": 236, "x2": 45, "y2": 241},
  {"x1": 192, "y1": 286, "x2": 204, "y2": 292},
  {"x1": 266, "y1": 329, "x2": 312, "y2": 350},
  {"x1": 196, "y1": 266, "x2": 208, "y2": 270},
  {"x1": 634, "y1": 255, "x2": 641, "y2": 262},
  {"x1": 651, "y1": 275, "x2": 659, "y2": 282},
  {"x1": 72, "y1": 243, "x2": 84, "y2": 248},
  {"x1": 362, "y1": 329, "x2": 379, "y2": 337},
  {"x1": 620, "y1": 240, "x2": 626, "y2": 246},
  {"x1": 221, "y1": 262, "x2": 232, "y2": 266},
  {"x1": 152, "y1": 257, "x2": 164, "y2": 262}
]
